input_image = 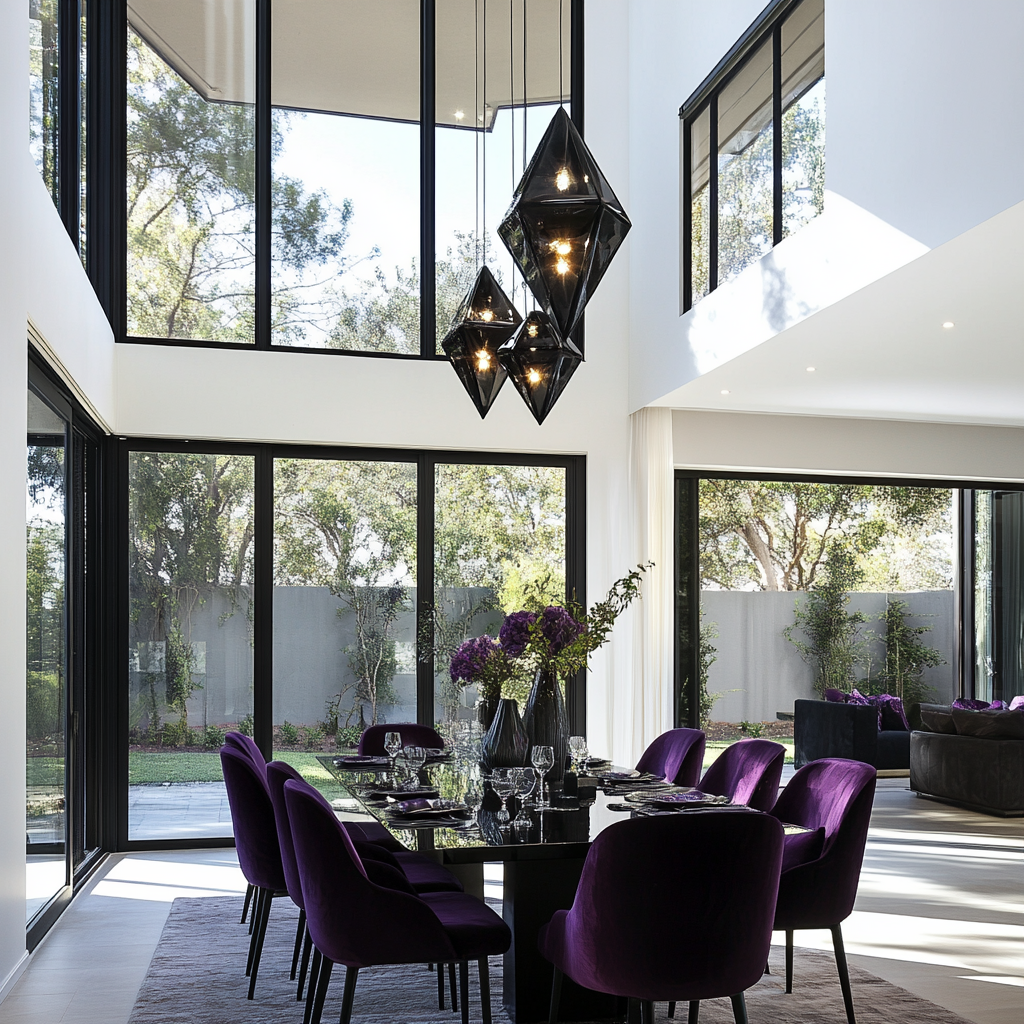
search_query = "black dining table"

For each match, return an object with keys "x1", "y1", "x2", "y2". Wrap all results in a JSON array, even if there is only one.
[{"x1": 318, "y1": 754, "x2": 768, "y2": 1024}]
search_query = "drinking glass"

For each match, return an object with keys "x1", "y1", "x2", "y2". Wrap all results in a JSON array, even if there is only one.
[
  {"x1": 512, "y1": 767, "x2": 537, "y2": 825},
  {"x1": 569, "y1": 735, "x2": 589, "y2": 773},
  {"x1": 402, "y1": 745, "x2": 426, "y2": 789},
  {"x1": 384, "y1": 731, "x2": 402, "y2": 784},
  {"x1": 463, "y1": 777, "x2": 483, "y2": 826},
  {"x1": 490, "y1": 768, "x2": 515, "y2": 823},
  {"x1": 531, "y1": 745, "x2": 555, "y2": 808}
]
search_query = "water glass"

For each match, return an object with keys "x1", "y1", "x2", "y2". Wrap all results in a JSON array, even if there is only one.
[
  {"x1": 531, "y1": 745, "x2": 555, "y2": 808},
  {"x1": 569, "y1": 735, "x2": 589, "y2": 773},
  {"x1": 384, "y1": 730, "x2": 402, "y2": 784},
  {"x1": 463, "y1": 777, "x2": 483, "y2": 826},
  {"x1": 512, "y1": 767, "x2": 537, "y2": 824},
  {"x1": 402, "y1": 745, "x2": 426, "y2": 789},
  {"x1": 490, "y1": 768, "x2": 515, "y2": 823}
]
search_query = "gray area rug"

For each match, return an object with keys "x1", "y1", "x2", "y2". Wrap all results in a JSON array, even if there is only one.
[{"x1": 129, "y1": 896, "x2": 971, "y2": 1024}]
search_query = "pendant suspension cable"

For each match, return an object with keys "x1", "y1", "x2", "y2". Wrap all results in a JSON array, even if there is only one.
[
  {"x1": 522, "y1": 0, "x2": 528, "y2": 176},
  {"x1": 509, "y1": 0, "x2": 518, "y2": 308},
  {"x1": 559, "y1": 0, "x2": 564, "y2": 109},
  {"x1": 475, "y1": 0, "x2": 480, "y2": 269},
  {"x1": 482, "y1": 0, "x2": 488, "y2": 264}
]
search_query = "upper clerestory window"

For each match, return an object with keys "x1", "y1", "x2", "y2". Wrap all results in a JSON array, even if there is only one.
[{"x1": 681, "y1": 0, "x2": 824, "y2": 312}]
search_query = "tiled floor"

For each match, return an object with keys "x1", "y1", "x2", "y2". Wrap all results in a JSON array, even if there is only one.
[{"x1": 3, "y1": 780, "x2": 1022, "y2": 1024}]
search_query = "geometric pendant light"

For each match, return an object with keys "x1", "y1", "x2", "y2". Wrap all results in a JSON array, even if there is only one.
[
  {"x1": 498, "y1": 107, "x2": 631, "y2": 340},
  {"x1": 441, "y1": 266, "x2": 522, "y2": 419},
  {"x1": 497, "y1": 310, "x2": 583, "y2": 425}
]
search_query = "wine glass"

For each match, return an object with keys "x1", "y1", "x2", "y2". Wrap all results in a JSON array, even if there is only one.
[
  {"x1": 384, "y1": 731, "x2": 402, "y2": 785},
  {"x1": 512, "y1": 767, "x2": 537, "y2": 825},
  {"x1": 569, "y1": 735, "x2": 589, "y2": 773},
  {"x1": 402, "y1": 745, "x2": 426, "y2": 790},
  {"x1": 531, "y1": 745, "x2": 554, "y2": 808},
  {"x1": 490, "y1": 768, "x2": 515, "y2": 823},
  {"x1": 463, "y1": 776, "x2": 483, "y2": 826}
]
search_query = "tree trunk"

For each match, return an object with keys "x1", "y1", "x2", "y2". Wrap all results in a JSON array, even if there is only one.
[{"x1": 738, "y1": 523, "x2": 779, "y2": 590}]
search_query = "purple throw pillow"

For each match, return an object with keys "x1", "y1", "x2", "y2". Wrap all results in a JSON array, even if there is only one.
[
  {"x1": 1011, "y1": 695, "x2": 1024, "y2": 711},
  {"x1": 951, "y1": 697, "x2": 992, "y2": 711},
  {"x1": 867, "y1": 694, "x2": 909, "y2": 731},
  {"x1": 824, "y1": 688, "x2": 847, "y2": 703},
  {"x1": 846, "y1": 689, "x2": 871, "y2": 706},
  {"x1": 781, "y1": 826, "x2": 827, "y2": 873}
]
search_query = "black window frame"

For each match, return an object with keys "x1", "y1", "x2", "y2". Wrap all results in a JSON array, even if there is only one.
[
  {"x1": 679, "y1": 0, "x2": 820, "y2": 313},
  {"x1": 116, "y1": 438, "x2": 586, "y2": 851},
  {"x1": 91, "y1": 0, "x2": 585, "y2": 358}
]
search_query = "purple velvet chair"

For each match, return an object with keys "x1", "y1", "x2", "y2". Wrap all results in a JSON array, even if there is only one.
[
  {"x1": 634, "y1": 728, "x2": 706, "y2": 787},
  {"x1": 699, "y1": 739, "x2": 786, "y2": 812},
  {"x1": 220, "y1": 747, "x2": 288, "y2": 999},
  {"x1": 769, "y1": 758, "x2": 877, "y2": 1024},
  {"x1": 538, "y1": 811, "x2": 784, "y2": 1024},
  {"x1": 284, "y1": 779, "x2": 511, "y2": 1024},
  {"x1": 225, "y1": 730, "x2": 267, "y2": 926},
  {"x1": 357, "y1": 722, "x2": 445, "y2": 755}
]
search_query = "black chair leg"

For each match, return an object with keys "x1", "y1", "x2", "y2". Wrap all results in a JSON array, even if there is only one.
[
  {"x1": 460, "y1": 960, "x2": 471, "y2": 1024},
  {"x1": 785, "y1": 929, "x2": 794, "y2": 993},
  {"x1": 448, "y1": 961, "x2": 458, "y2": 1011},
  {"x1": 438, "y1": 962, "x2": 447, "y2": 1010},
  {"x1": 688, "y1": 1000, "x2": 700, "y2": 1024},
  {"x1": 303, "y1": 948, "x2": 322, "y2": 1024},
  {"x1": 730, "y1": 993, "x2": 748, "y2": 1024},
  {"x1": 832, "y1": 923, "x2": 857, "y2": 1024},
  {"x1": 309, "y1": 955, "x2": 334, "y2": 1024},
  {"x1": 548, "y1": 966, "x2": 563, "y2": 1024},
  {"x1": 291, "y1": 908, "x2": 306, "y2": 980},
  {"x1": 478, "y1": 958, "x2": 492, "y2": 1024},
  {"x1": 245, "y1": 887, "x2": 265, "y2": 976},
  {"x1": 339, "y1": 965, "x2": 359, "y2": 1024},
  {"x1": 297, "y1": 925, "x2": 313, "y2": 1000},
  {"x1": 640, "y1": 1000, "x2": 655, "y2": 1024},
  {"x1": 241, "y1": 883, "x2": 254, "y2": 924},
  {"x1": 247, "y1": 889, "x2": 273, "y2": 999}
]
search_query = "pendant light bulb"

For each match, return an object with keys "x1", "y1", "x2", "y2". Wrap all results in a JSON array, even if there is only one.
[{"x1": 555, "y1": 167, "x2": 571, "y2": 191}]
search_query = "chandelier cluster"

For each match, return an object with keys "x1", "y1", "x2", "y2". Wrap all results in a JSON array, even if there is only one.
[{"x1": 442, "y1": 108, "x2": 630, "y2": 425}]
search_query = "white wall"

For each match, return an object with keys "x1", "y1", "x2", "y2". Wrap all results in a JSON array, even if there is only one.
[
  {"x1": 627, "y1": 0, "x2": 1024, "y2": 411},
  {"x1": 673, "y1": 410, "x2": 1024, "y2": 483}
]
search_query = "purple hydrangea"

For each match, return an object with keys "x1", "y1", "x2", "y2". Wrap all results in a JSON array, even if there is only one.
[
  {"x1": 450, "y1": 634, "x2": 501, "y2": 684},
  {"x1": 538, "y1": 605, "x2": 585, "y2": 654},
  {"x1": 499, "y1": 611, "x2": 536, "y2": 657}
]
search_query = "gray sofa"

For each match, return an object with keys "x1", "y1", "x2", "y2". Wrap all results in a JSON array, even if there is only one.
[{"x1": 793, "y1": 698, "x2": 910, "y2": 769}]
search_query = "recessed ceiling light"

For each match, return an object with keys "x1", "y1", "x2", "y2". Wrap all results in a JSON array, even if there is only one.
[
  {"x1": 720, "y1": 389, "x2": 730, "y2": 395},
  {"x1": 806, "y1": 366, "x2": 815, "y2": 372},
  {"x1": 454, "y1": 110, "x2": 465, "y2": 120},
  {"x1": 942, "y1": 321, "x2": 955, "y2": 329}
]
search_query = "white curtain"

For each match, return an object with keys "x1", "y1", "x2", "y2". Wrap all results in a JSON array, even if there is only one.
[{"x1": 624, "y1": 407, "x2": 675, "y2": 765}]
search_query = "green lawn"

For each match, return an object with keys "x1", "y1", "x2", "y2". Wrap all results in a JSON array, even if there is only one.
[
  {"x1": 703, "y1": 739, "x2": 794, "y2": 768},
  {"x1": 27, "y1": 757, "x2": 64, "y2": 788}
]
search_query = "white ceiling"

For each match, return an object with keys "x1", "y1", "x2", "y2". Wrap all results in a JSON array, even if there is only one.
[{"x1": 654, "y1": 199, "x2": 1024, "y2": 427}]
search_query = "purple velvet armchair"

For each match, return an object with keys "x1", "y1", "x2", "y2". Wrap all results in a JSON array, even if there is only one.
[
  {"x1": 357, "y1": 722, "x2": 444, "y2": 755},
  {"x1": 699, "y1": 739, "x2": 786, "y2": 811},
  {"x1": 220, "y1": 747, "x2": 288, "y2": 1000},
  {"x1": 538, "y1": 811, "x2": 784, "y2": 1024},
  {"x1": 769, "y1": 758, "x2": 877, "y2": 1024},
  {"x1": 284, "y1": 780, "x2": 510, "y2": 1024},
  {"x1": 634, "y1": 728, "x2": 706, "y2": 787}
]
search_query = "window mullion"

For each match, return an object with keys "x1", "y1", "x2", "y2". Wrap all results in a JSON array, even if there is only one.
[
  {"x1": 772, "y1": 22, "x2": 783, "y2": 247},
  {"x1": 420, "y1": 0, "x2": 436, "y2": 358},
  {"x1": 416, "y1": 453, "x2": 436, "y2": 725},
  {"x1": 709, "y1": 94, "x2": 718, "y2": 293},
  {"x1": 255, "y1": 0, "x2": 272, "y2": 350}
]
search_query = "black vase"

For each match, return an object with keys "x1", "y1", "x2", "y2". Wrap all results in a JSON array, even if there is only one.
[
  {"x1": 480, "y1": 698, "x2": 529, "y2": 772},
  {"x1": 477, "y1": 693, "x2": 499, "y2": 733},
  {"x1": 523, "y1": 667, "x2": 569, "y2": 777}
]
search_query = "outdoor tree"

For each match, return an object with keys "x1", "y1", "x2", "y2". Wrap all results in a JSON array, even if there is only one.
[{"x1": 870, "y1": 599, "x2": 944, "y2": 706}]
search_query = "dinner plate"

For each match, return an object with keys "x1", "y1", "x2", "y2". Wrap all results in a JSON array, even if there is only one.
[
  {"x1": 388, "y1": 801, "x2": 468, "y2": 819},
  {"x1": 363, "y1": 786, "x2": 438, "y2": 801},
  {"x1": 333, "y1": 755, "x2": 389, "y2": 767},
  {"x1": 624, "y1": 789, "x2": 730, "y2": 807}
]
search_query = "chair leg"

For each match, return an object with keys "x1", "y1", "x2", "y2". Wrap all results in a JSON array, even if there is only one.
[
  {"x1": 245, "y1": 887, "x2": 265, "y2": 976},
  {"x1": 832, "y1": 923, "x2": 857, "y2": 1024},
  {"x1": 309, "y1": 955, "x2": 333, "y2": 1024},
  {"x1": 730, "y1": 993, "x2": 748, "y2": 1024},
  {"x1": 785, "y1": 929, "x2": 794, "y2": 994},
  {"x1": 438, "y1": 962, "x2": 447, "y2": 1010},
  {"x1": 291, "y1": 908, "x2": 306, "y2": 980},
  {"x1": 667, "y1": 1001, "x2": 675, "y2": 1018},
  {"x1": 548, "y1": 966, "x2": 563, "y2": 1024},
  {"x1": 448, "y1": 961, "x2": 458, "y2": 1011},
  {"x1": 241, "y1": 882, "x2": 254, "y2": 924},
  {"x1": 339, "y1": 966, "x2": 359, "y2": 1024},
  {"x1": 460, "y1": 960, "x2": 470, "y2": 1024},
  {"x1": 640, "y1": 1000, "x2": 655, "y2": 1024},
  {"x1": 303, "y1": 948, "x2": 322, "y2": 1024},
  {"x1": 478, "y1": 958, "x2": 492, "y2": 1024},
  {"x1": 247, "y1": 889, "x2": 273, "y2": 999},
  {"x1": 297, "y1": 925, "x2": 313, "y2": 1000},
  {"x1": 687, "y1": 1000, "x2": 700, "y2": 1024}
]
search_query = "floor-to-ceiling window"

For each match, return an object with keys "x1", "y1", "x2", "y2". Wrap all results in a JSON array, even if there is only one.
[
  {"x1": 27, "y1": 357, "x2": 102, "y2": 944},
  {"x1": 123, "y1": 444, "x2": 582, "y2": 843},
  {"x1": 676, "y1": 473, "x2": 957, "y2": 764}
]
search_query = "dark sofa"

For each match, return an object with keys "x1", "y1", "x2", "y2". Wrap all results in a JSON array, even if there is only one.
[{"x1": 793, "y1": 698, "x2": 909, "y2": 769}]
